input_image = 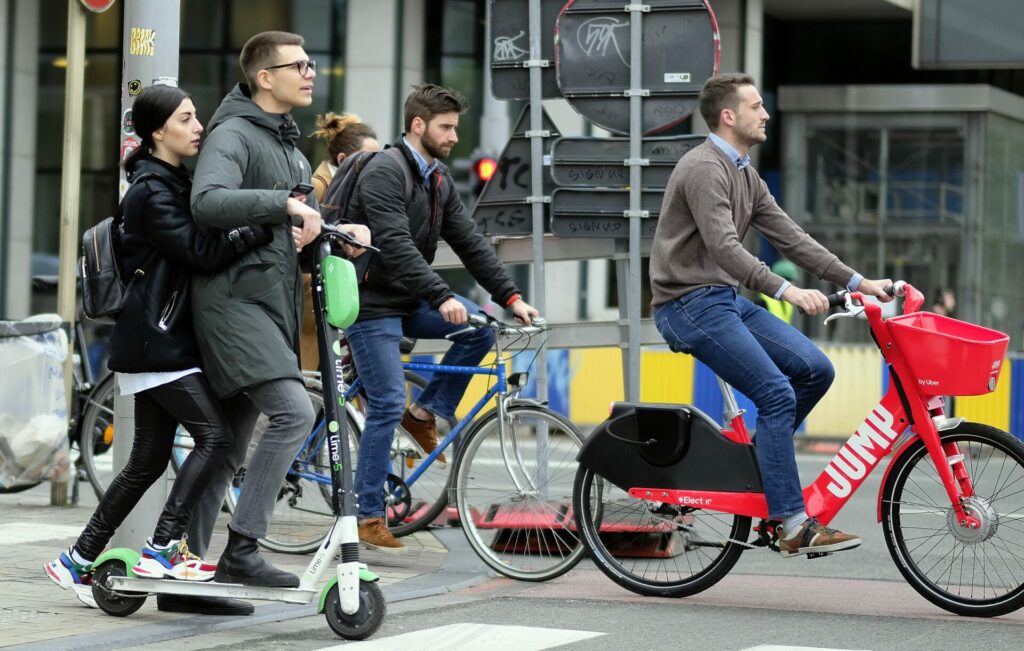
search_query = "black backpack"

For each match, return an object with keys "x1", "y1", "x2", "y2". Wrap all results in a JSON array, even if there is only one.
[
  {"x1": 79, "y1": 172, "x2": 169, "y2": 324},
  {"x1": 318, "y1": 146, "x2": 423, "y2": 280},
  {"x1": 320, "y1": 146, "x2": 416, "y2": 225}
]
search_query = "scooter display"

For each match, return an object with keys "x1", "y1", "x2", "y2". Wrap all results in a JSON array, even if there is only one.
[{"x1": 88, "y1": 224, "x2": 386, "y2": 640}]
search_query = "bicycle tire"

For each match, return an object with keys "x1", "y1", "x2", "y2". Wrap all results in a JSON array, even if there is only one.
[
  {"x1": 573, "y1": 464, "x2": 751, "y2": 598},
  {"x1": 78, "y1": 372, "x2": 118, "y2": 500},
  {"x1": 454, "y1": 405, "x2": 586, "y2": 581},
  {"x1": 224, "y1": 379, "x2": 360, "y2": 555},
  {"x1": 881, "y1": 421, "x2": 1024, "y2": 617}
]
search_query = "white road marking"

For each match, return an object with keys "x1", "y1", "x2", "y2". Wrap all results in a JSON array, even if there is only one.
[
  {"x1": 320, "y1": 623, "x2": 604, "y2": 650},
  {"x1": 0, "y1": 522, "x2": 82, "y2": 545},
  {"x1": 742, "y1": 646, "x2": 872, "y2": 651}
]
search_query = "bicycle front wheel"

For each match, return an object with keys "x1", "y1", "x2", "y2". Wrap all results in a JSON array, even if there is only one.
[
  {"x1": 573, "y1": 465, "x2": 750, "y2": 598},
  {"x1": 224, "y1": 379, "x2": 360, "y2": 554},
  {"x1": 882, "y1": 422, "x2": 1024, "y2": 617},
  {"x1": 78, "y1": 373, "x2": 118, "y2": 500},
  {"x1": 454, "y1": 405, "x2": 586, "y2": 581}
]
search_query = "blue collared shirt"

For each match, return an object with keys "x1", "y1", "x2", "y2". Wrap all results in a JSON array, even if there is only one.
[
  {"x1": 706, "y1": 134, "x2": 861, "y2": 298},
  {"x1": 402, "y1": 137, "x2": 439, "y2": 184},
  {"x1": 708, "y1": 133, "x2": 751, "y2": 170}
]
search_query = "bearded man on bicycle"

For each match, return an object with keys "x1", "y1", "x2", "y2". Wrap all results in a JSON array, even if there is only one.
[
  {"x1": 650, "y1": 73, "x2": 893, "y2": 557},
  {"x1": 345, "y1": 84, "x2": 538, "y2": 553}
]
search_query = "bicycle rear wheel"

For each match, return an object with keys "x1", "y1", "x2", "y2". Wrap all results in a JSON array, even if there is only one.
[
  {"x1": 573, "y1": 465, "x2": 751, "y2": 598},
  {"x1": 454, "y1": 405, "x2": 586, "y2": 581},
  {"x1": 881, "y1": 422, "x2": 1024, "y2": 617},
  {"x1": 223, "y1": 379, "x2": 360, "y2": 554},
  {"x1": 78, "y1": 373, "x2": 118, "y2": 500}
]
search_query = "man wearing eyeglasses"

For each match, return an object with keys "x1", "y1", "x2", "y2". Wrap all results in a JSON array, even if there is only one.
[{"x1": 166, "y1": 31, "x2": 369, "y2": 615}]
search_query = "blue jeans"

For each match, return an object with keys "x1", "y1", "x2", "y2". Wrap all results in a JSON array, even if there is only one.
[
  {"x1": 654, "y1": 287, "x2": 835, "y2": 520},
  {"x1": 345, "y1": 294, "x2": 495, "y2": 519}
]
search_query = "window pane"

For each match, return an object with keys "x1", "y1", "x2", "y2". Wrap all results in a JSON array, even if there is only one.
[
  {"x1": 181, "y1": 0, "x2": 226, "y2": 49},
  {"x1": 180, "y1": 55, "x2": 224, "y2": 127},
  {"x1": 442, "y1": 0, "x2": 477, "y2": 56},
  {"x1": 39, "y1": 1, "x2": 121, "y2": 50},
  {"x1": 231, "y1": 0, "x2": 289, "y2": 49}
]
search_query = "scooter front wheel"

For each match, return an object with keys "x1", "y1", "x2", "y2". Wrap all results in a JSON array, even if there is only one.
[
  {"x1": 323, "y1": 579, "x2": 386, "y2": 640},
  {"x1": 91, "y1": 560, "x2": 146, "y2": 617}
]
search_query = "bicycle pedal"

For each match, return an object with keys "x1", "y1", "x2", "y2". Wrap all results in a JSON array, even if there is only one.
[{"x1": 805, "y1": 551, "x2": 833, "y2": 559}]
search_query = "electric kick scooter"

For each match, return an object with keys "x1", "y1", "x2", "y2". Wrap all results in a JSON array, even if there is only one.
[{"x1": 88, "y1": 224, "x2": 387, "y2": 640}]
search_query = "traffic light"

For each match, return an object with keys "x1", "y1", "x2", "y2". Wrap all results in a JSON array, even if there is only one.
[{"x1": 470, "y1": 154, "x2": 498, "y2": 197}]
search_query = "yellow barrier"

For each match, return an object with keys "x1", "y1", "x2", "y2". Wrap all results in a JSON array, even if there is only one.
[
  {"x1": 955, "y1": 361, "x2": 1012, "y2": 431},
  {"x1": 804, "y1": 345, "x2": 883, "y2": 437}
]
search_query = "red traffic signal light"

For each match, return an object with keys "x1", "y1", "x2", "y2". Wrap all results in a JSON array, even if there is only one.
[{"x1": 474, "y1": 157, "x2": 498, "y2": 183}]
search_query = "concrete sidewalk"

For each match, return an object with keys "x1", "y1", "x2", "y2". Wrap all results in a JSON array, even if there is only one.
[{"x1": 0, "y1": 481, "x2": 475, "y2": 649}]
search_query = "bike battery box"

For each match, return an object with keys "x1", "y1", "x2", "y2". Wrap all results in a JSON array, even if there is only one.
[
  {"x1": 322, "y1": 255, "x2": 359, "y2": 329},
  {"x1": 577, "y1": 403, "x2": 763, "y2": 493}
]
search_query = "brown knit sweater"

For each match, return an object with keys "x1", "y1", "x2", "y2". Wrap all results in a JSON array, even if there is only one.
[{"x1": 650, "y1": 139, "x2": 856, "y2": 307}]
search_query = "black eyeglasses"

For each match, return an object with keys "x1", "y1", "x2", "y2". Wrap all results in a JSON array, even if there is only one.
[{"x1": 265, "y1": 59, "x2": 317, "y2": 77}]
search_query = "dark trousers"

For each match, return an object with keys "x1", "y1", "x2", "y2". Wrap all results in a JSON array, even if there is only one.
[{"x1": 74, "y1": 373, "x2": 233, "y2": 560}]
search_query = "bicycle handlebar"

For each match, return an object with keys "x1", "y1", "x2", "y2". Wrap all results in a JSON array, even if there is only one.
[
  {"x1": 467, "y1": 312, "x2": 547, "y2": 336},
  {"x1": 290, "y1": 215, "x2": 381, "y2": 253}
]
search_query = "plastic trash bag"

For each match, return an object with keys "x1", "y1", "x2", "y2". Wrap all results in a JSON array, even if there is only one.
[{"x1": 0, "y1": 315, "x2": 69, "y2": 491}]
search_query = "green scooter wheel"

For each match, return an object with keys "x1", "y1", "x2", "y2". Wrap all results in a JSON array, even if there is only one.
[
  {"x1": 91, "y1": 560, "x2": 146, "y2": 617},
  {"x1": 323, "y1": 579, "x2": 386, "y2": 640}
]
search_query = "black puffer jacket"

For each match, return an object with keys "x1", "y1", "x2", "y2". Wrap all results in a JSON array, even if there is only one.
[
  {"x1": 348, "y1": 139, "x2": 519, "y2": 321},
  {"x1": 107, "y1": 156, "x2": 270, "y2": 372}
]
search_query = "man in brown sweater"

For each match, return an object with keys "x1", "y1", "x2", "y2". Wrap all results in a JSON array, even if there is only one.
[{"x1": 650, "y1": 73, "x2": 893, "y2": 557}]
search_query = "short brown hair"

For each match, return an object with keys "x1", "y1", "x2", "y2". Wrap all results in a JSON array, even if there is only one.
[
  {"x1": 311, "y1": 112, "x2": 377, "y2": 161},
  {"x1": 403, "y1": 84, "x2": 468, "y2": 132},
  {"x1": 239, "y1": 31, "x2": 304, "y2": 88},
  {"x1": 699, "y1": 73, "x2": 756, "y2": 130}
]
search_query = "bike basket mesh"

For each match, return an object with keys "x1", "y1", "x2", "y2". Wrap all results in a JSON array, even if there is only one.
[{"x1": 887, "y1": 312, "x2": 1009, "y2": 396}]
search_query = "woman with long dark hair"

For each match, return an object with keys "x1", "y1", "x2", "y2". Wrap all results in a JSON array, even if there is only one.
[{"x1": 45, "y1": 84, "x2": 271, "y2": 603}]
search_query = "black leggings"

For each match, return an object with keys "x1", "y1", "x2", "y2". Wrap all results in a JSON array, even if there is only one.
[{"x1": 74, "y1": 373, "x2": 232, "y2": 560}]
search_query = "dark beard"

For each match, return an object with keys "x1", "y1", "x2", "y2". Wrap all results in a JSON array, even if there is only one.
[{"x1": 421, "y1": 132, "x2": 449, "y2": 160}]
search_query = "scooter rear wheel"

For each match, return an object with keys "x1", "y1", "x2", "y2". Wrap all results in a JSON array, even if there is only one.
[
  {"x1": 91, "y1": 560, "x2": 146, "y2": 617},
  {"x1": 323, "y1": 579, "x2": 386, "y2": 640}
]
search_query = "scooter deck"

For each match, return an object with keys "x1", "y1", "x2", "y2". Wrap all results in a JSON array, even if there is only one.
[{"x1": 105, "y1": 575, "x2": 319, "y2": 604}]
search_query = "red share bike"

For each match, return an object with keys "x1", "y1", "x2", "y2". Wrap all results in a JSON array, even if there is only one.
[{"x1": 572, "y1": 281, "x2": 1024, "y2": 617}]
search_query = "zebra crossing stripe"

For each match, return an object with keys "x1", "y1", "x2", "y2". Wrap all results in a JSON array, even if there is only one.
[{"x1": 318, "y1": 623, "x2": 604, "y2": 650}]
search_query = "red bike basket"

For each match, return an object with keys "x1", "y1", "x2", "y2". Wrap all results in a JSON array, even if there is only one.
[{"x1": 887, "y1": 312, "x2": 1009, "y2": 396}]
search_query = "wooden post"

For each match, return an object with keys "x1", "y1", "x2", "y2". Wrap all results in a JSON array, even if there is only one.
[{"x1": 51, "y1": 0, "x2": 89, "y2": 506}]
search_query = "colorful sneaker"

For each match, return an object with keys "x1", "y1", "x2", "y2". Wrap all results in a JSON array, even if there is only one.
[
  {"x1": 777, "y1": 517, "x2": 862, "y2": 557},
  {"x1": 133, "y1": 538, "x2": 216, "y2": 581},
  {"x1": 44, "y1": 550, "x2": 91, "y2": 590}
]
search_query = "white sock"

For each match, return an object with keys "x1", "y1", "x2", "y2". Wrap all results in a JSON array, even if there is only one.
[
  {"x1": 148, "y1": 537, "x2": 172, "y2": 550},
  {"x1": 69, "y1": 546, "x2": 93, "y2": 566},
  {"x1": 782, "y1": 512, "x2": 809, "y2": 539}
]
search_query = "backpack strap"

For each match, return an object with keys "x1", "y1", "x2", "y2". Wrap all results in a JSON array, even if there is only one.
[{"x1": 383, "y1": 146, "x2": 416, "y2": 206}]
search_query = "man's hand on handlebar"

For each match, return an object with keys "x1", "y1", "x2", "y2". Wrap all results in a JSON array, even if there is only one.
[
  {"x1": 856, "y1": 278, "x2": 896, "y2": 302},
  {"x1": 338, "y1": 224, "x2": 371, "y2": 258},
  {"x1": 287, "y1": 197, "x2": 322, "y2": 251},
  {"x1": 781, "y1": 286, "x2": 830, "y2": 315},
  {"x1": 509, "y1": 297, "x2": 539, "y2": 326},
  {"x1": 439, "y1": 297, "x2": 469, "y2": 325}
]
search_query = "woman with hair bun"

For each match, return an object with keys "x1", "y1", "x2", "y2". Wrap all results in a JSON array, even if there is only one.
[
  {"x1": 301, "y1": 113, "x2": 380, "y2": 370},
  {"x1": 309, "y1": 112, "x2": 380, "y2": 203}
]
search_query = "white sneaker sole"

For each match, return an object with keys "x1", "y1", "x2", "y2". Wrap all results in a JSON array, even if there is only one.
[
  {"x1": 360, "y1": 540, "x2": 408, "y2": 554},
  {"x1": 779, "y1": 538, "x2": 862, "y2": 558}
]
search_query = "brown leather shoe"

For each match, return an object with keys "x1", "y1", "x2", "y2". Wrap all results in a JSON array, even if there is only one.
[
  {"x1": 777, "y1": 517, "x2": 861, "y2": 557},
  {"x1": 358, "y1": 517, "x2": 406, "y2": 554},
  {"x1": 401, "y1": 409, "x2": 446, "y2": 466}
]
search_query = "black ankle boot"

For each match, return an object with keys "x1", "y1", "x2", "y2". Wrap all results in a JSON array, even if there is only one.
[{"x1": 214, "y1": 528, "x2": 299, "y2": 588}]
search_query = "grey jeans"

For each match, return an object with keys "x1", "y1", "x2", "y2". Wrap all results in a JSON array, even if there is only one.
[{"x1": 185, "y1": 378, "x2": 314, "y2": 556}]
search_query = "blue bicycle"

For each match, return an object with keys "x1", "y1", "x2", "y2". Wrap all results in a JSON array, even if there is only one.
[{"x1": 180, "y1": 314, "x2": 587, "y2": 581}]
